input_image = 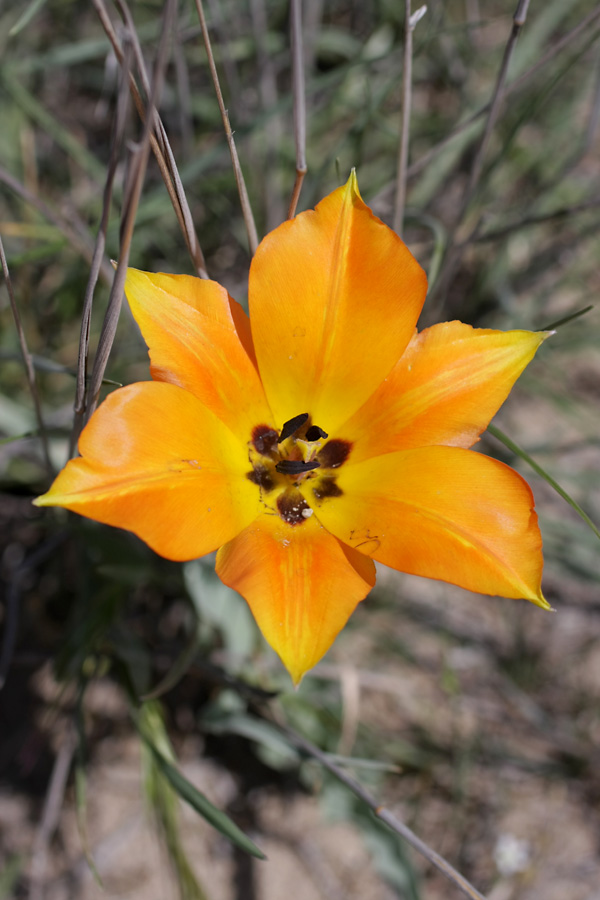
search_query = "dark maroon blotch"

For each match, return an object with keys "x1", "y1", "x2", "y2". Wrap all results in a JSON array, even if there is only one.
[
  {"x1": 246, "y1": 464, "x2": 275, "y2": 493},
  {"x1": 312, "y1": 477, "x2": 343, "y2": 500},
  {"x1": 252, "y1": 425, "x2": 279, "y2": 455},
  {"x1": 317, "y1": 439, "x2": 352, "y2": 469},
  {"x1": 277, "y1": 491, "x2": 311, "y2": 526}
]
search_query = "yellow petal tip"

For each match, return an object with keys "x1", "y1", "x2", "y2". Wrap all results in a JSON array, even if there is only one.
[
  {"x1": 344, "y1": 168, "x2": 361, "y2": 202},
  {"x1": 530, "y1": 591, "x2": 551, "y2": 611}
]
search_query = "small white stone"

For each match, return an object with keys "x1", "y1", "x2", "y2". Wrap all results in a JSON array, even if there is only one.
[{"x1": 494, "y1": 834, "x2": 530, "y2": 877}]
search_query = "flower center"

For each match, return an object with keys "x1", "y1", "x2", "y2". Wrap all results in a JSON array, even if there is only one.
[{"x1": 246, "y1": 413, "x2": 352, "y2": 525}]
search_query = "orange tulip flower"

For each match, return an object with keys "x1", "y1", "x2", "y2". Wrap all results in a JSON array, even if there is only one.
[{"x1": 35, "y1": 174, "x2": 549, "y2": 683}]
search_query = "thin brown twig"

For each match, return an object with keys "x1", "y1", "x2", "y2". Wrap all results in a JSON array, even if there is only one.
[
  {"x1": 0, "y1": 236, "x2": 53, "y2": 475},
  {"x1": 70, "y1": 39, "x2": 133, "y2": 454},
  {"x1": 287, "y1": 0, "x2": 307, "y2": 219},
  {"x1": 406, "y1": 5, "x2": 600, "y2": 181},
  {"x1": 85, "y1": 0, "x2": 176, "y2": 422},
  {"x1": 458, "y1": 0, "x2": 530, "y2": 221},
  {"x1": 393, "y1": 3, "x2": 426, "y2": 236},
  {"x1": 475, "y1": 194, "x2": 600, "y2": 242},
  {"x1": 29, "y1": 727, "x2": 77, "y2": 900},
  {"x1": 0, "y1": 167, "x2": 113, "y2": 285},
  {"x1": 93, "y1": 0, "x2": 208, "y2": 279},
  {"x1": 194, "y1": 0, "x2": 259, "y2": 254},
  {"x1": 114, "y1": 0, "x2": 208, "y2": 279},
  {"x1": 206, "y1": 0, "x2": 244, "y2": 120},
  {"x1": 267, "y1": 712, "x2": 488, "y2": 900},
  {"x1": 251, "y1": 0, "x2": 284, "y2": 229},
  {"x1": 431, "y1": 1, "x2": 530, "y2": 305},
  {"x1": 172, "y1": 18, "x2": 194, "y2": 160}
]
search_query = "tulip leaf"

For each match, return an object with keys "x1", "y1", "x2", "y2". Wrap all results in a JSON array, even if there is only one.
[
  {"x1": 488, "y1": 423, "x2": 600, "y2": 543},
  {"x1": 141, "y1": 735, "x2": 266, "y2": 860}
]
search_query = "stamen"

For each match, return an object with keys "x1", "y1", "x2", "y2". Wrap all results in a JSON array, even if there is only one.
[
  {"x1": 305, "y1": 425, "x2": 329, "y2": 441},
  {"x1": 278, "y1": 412, "x2": 309, "y2": 443},
  {"x1": 276, "y1": 459, "x2": 320, "y2": 475}
]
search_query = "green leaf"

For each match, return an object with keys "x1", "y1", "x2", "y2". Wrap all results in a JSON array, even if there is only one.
[
  {"x1": 140, "y1": 731, "x2": 266, "y2": 860},
  {"x1": 488, "y1": 424, "x2": 600, "y2": 543}
]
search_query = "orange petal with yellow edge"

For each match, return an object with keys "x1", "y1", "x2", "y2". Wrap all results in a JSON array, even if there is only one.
[
  {"x1": 249, "y1": 173, "x2": 427, "y2": 434},
  {"x1": 216, "y1": 511, "x2": 376, "y2": 684},
  {"x1": 125, "y1": 269, "x2": 272, "y2": 439},
  {"x1": 34, "y1": 382, "x2": 262, "y2": 561},
  {"x1": 341, "y1": 323, "x2": 549, "y2": 462},
  {"x1": 313, "y1": 446, "x2": 547, "y2": 606}
]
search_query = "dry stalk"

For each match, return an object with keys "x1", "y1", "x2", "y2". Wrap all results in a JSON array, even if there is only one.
[
  {"x1": 70, "y1": 39, "x2": 132, "y2": 453},
  {"x1": 85, "y1": 0, "x2": 176, "y2": 421},
  {"x1": 393, "y1": 2, "x2": 426, "y2": 236},
  {"x1": 93, "y1": 0, "x2": 208, "y2": 279},
  {"x1": 288, "y1": 0, "x2": 307, "y2": 219},
  {"x1": 407, "y1": 4, "x2": 600, "y2": 181},
  {"x1": 0, "y1": 166, "x2": 113, "y2": 284},
  {"x1": 268, "y1": 711, "x2": 489, "y2": 900},
  {"x1": 432, "y1": 0, "x2": 531, "y2": 305},
  {"x1": 194, "y1": 0, "x2": 259, "y2": 255},
  {"x1": 0, "y1": 235, "x2": 52, "y2": 474}
]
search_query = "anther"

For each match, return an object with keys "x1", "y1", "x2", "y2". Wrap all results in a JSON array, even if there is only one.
[
  {"x1": 278, "y1": 413, "x2": 309, "y2": 443},
  {"x1": 275, "y1": 459, "x2": 320, "y2": 475}
]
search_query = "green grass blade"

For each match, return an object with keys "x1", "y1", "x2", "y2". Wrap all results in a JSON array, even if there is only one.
[
  {"x1": 488, "y1": 423, "x2": 600, "y2": 543},
  {"x1": 539, "y1": 304, "x2": 593, "y2": 331},
  {"x1": 141, "y1": 631, "x2": 200, "y2": 701},
  {"x1": 8, "y1": 0, "x2": 48, "y2": 36},
  {"x1": 142, "y1": 736, "x2": 266, "y2": 860}
]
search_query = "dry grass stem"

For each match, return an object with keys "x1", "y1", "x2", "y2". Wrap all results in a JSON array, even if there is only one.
[
  {"x1": 28, "y1": 727, "x2": 77, "y2": 900},
  {"x1": 194, "y1": 0, "x2": 259, "y2": 255},
  {"x1": 251, "y1": 0, "x2": 285, "y2": 228},
  {"x1": 115, "y1": 0, "x2": 209, "y2": 278},
  {"x1": 0, "y1": 236, "x2": 52, "y2": 474},
  {"x1": 85, "y1": 0, "x2": 176, "y2": 422},
  {"x1": 432, "y1": 0, "x2": 530, "y2": 304},
  {"x1": 271, "y1": 714, "x2": 489, "y2": 900},
  {"x1": 393, "y1": 2, "x2": 426, "y2": 236},
  {"x1": 0, "y1": 167, "x2": 113, "y2": 284},
  {"x1": 407, "y1": 4, "x2": 600, "y2": 182},
  {"x1": 458, "y1": 0, "x2": 530, "y2": 222},
  {"x1": 476, "y1": 194, "x2": 600, "y2": 242},
  {"x1": 93, "y1": 0, "x2": 208, "y2": 279},
  {"x1": 70, "y1": 42, "x2": 133, "y2": 454},
  {"x1": 288, "y1": 0, "x2": 307, "y2": 219}
]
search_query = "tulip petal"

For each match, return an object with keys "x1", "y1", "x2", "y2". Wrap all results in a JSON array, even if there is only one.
[
  {"x1": 34, "y1": 382, "x2": 262, "y2": 561},
  {"x1": 312, "y1": 446, "x2": 547, "y2": 606},
  {"x1": 340, "y1": 323, "x2": 548, "y2": 462},
  {"x1": 216, "y1": 512, "x2": 376, "y2": 683},
  {"x1": 125, "y1": 269, "x2": 272, "y2": 438},
  {"x1": 249, "y1": 173, "x2": 427, "y2": 433}
]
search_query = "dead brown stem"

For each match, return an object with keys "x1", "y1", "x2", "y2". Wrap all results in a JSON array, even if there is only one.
[
  {"x1": 70, "y1": 40, "x2": 132, "y2": 454},
  {"x1": 93, "y1": 0, "x2": 208, "y2": 279},
  {"x1": 0, "y1": 236, "x2": 53, "y2": 475},
  {"x1": 194, "y1": 0, "x2": 259, "y2": 255},
  {"x1": 85, "y1": 0, "x2": 176, "y2": 422},
  {"x1": 288, "y1": 0, "x2": 307, "y2": 219},
  {"x1": 393, "y1": 3, "x2": 426, "y2": 236}
]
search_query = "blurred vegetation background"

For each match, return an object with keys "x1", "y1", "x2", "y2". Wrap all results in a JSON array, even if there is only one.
[{"x1": 1, "y1": 1, "x2": 600, "y2": 899}]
